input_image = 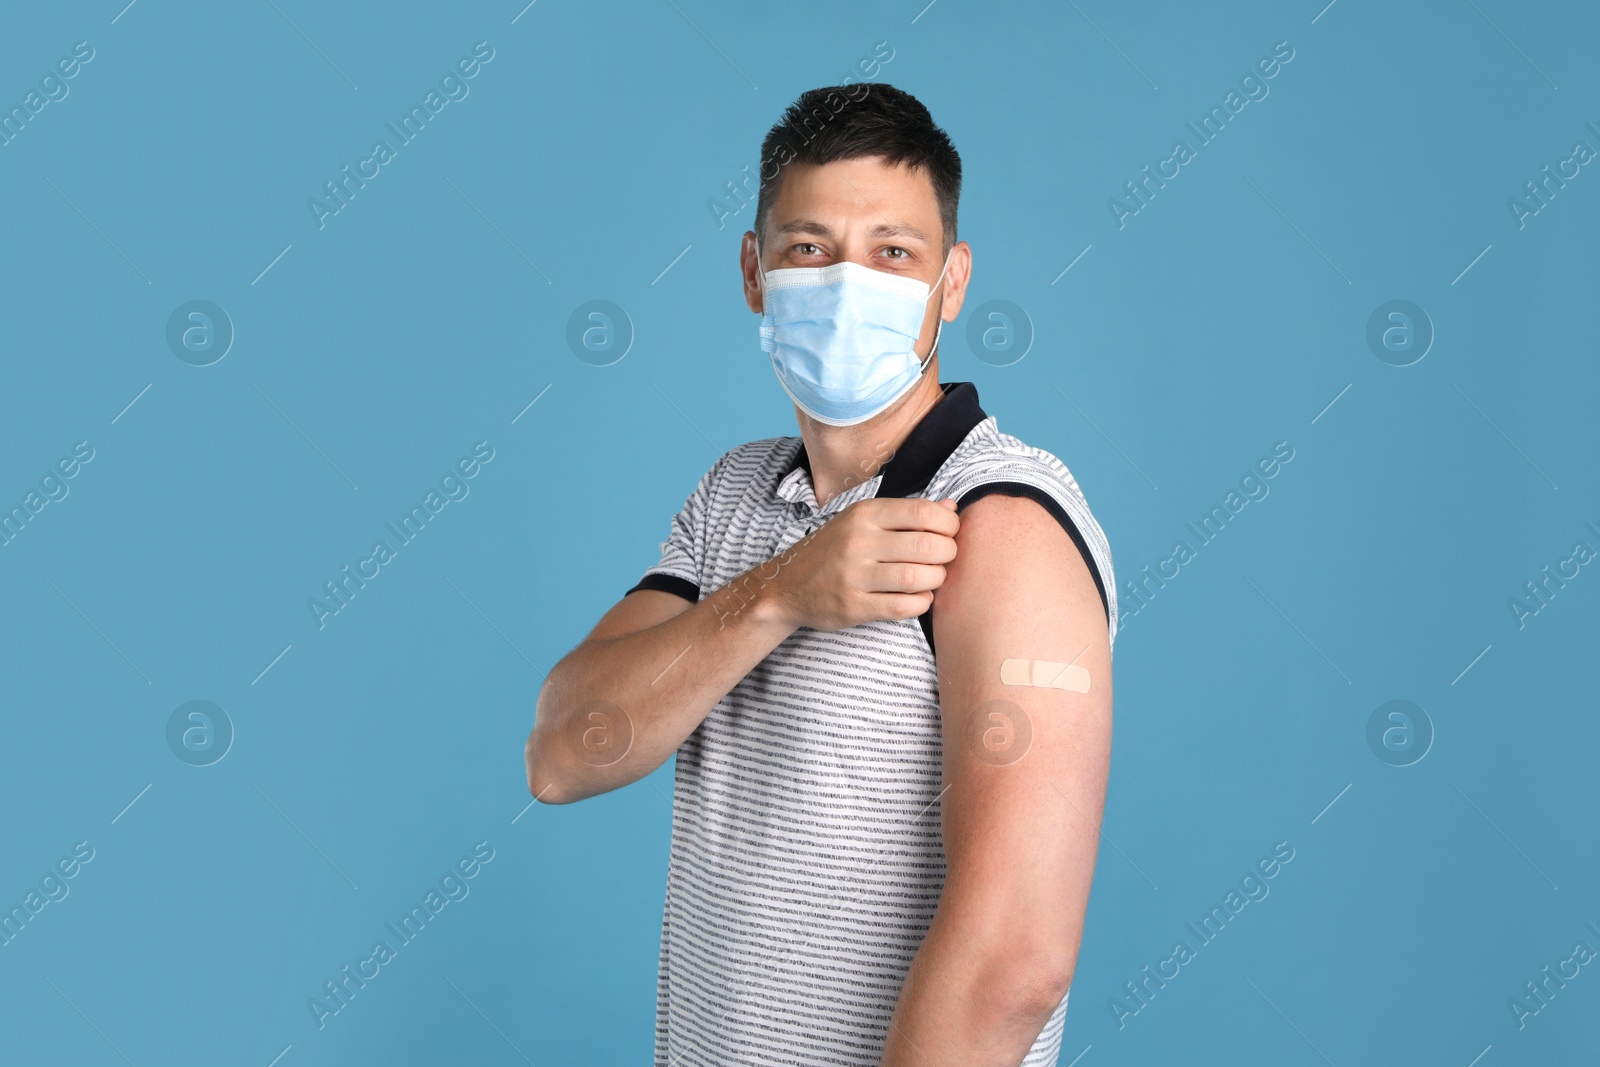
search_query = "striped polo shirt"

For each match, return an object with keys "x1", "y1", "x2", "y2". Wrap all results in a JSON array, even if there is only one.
[{"x1": 626, "y1": 380, "x2": 1118, "y2": 1066}]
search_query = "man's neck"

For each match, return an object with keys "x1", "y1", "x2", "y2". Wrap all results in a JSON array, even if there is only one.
[{"x1": 798, "y1": 367, "x2": 947, "y2": 508}]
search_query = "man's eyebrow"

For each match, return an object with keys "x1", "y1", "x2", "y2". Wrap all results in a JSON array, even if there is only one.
[{"x1": 775, "y1": 218, "x2": 929, "y2": 243}]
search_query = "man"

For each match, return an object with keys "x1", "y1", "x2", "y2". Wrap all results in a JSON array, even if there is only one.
[{"x1": 525, "y1": 83, "x2": 1118, "y2": 1066}]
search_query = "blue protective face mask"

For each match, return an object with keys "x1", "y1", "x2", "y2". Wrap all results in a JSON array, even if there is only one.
[{"x1": 757, "y1": 238, "x2": 953, "y2": 427}]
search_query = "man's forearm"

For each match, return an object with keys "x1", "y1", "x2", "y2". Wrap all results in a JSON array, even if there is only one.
[
  {"x1": 527, "y1": 561, "x2": 797, "y2": 803},
  {"x1": 880, "y1": 917, "x2": 1070, "y2": 1067}
]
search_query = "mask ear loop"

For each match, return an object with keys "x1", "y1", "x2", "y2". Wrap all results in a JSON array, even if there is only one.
[
  {"x1": 754, "y1": 232, "x2": 768, "y2": 304},
  {"x1": 918, "y1": 246, "x2": 955, "y2": 370}
]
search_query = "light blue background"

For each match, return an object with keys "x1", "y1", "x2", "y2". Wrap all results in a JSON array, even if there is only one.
[{"x1": 1, "y1": 1, "x2": 1596, "y2": 1064}]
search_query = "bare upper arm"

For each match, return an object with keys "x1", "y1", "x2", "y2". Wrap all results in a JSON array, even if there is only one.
[
  {"x1": 582, "y1": 587, "x2": 695, "y2": 646},
  {"x1": 930, "y1": 491, "x2": 1114, "y2": 971}
]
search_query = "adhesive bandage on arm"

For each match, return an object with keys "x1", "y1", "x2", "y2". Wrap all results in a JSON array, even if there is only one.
[{"x1": 1000, "y1": 657, "x2": 1090, "y2": 693}]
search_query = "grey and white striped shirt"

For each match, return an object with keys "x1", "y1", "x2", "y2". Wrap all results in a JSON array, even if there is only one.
[{"x1": 626, "y1": 380, "x2": 1118, "y2": 1066}]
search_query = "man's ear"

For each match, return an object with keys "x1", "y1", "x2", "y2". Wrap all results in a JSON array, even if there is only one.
[
  {"x1": 940, "y1": 240, "x2": 972, "y2": 323},
  {"x1": 742, "y1": 231, "x2": 764, "y2": 314}
]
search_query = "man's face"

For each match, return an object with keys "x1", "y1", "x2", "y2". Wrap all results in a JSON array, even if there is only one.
[{"x1": 742, "y1": 155, "x2": 970, "y2": 362}]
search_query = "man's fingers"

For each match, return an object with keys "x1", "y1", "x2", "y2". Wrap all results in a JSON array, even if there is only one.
[
  {"x1": 862, "y1": 496, "x2": 961, "y2": 536},
  {"x1": 872, "y1": 590, "x2": 935, "y2": 620},
  {"x1": 858, "y1": 561, "x2": 947, "y2": 594},
  {"x1": 879, "y1": 528, "x2": 958, "y2": 565}
]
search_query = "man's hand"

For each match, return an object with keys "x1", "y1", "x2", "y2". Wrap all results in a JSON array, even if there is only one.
[{"x1": 768, "y1": 496, "x2": 960, "y2": 632}]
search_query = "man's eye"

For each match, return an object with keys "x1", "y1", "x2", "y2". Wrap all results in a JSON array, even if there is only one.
[
  {"x1": 793, "y1": 243, "x2": 822, "y2": 256},
  {"x1": 882, "y1": 247, "x2": 908, "y2": 260}
]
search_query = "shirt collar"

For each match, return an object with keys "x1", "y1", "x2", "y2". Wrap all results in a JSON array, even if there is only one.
[{"x1": 775, "y1": 381, "x2": 988, "y2": 508}]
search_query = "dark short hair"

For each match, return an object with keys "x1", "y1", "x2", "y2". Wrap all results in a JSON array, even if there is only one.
[{"x1": 755, "y1": 83, "x2": 962, "y2": 258}]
